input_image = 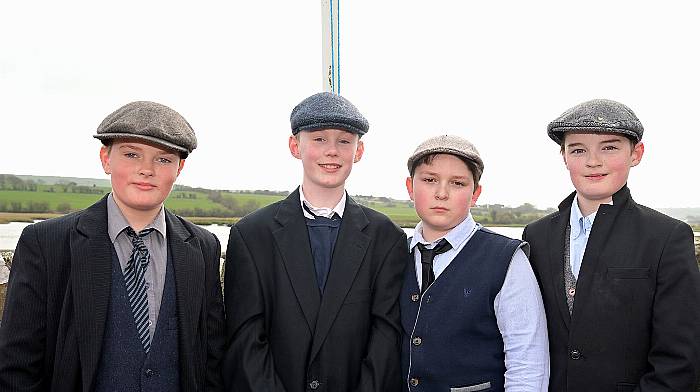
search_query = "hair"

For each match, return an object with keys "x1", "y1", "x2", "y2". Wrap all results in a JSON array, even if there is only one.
[
  {"x1": 559, "y1": 132, "x2": 638, "y2": 153},
  {"x1": 410, "y1": 153, "x2": 481, "y2": 188}
]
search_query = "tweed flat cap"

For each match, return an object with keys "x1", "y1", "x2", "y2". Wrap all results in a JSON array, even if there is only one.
[
  {"x1": 290, "y1": 92, "x2": 369, "y2": 135},
  {"x1": 547, "y1": 99, "x2": 644, "y2": 145},
  {"x1": 94, "y1": 101, "x2": 197, "y2": 157},
  {"x1": 407, "y1": 135, "x2": 484, "y2": 179}
]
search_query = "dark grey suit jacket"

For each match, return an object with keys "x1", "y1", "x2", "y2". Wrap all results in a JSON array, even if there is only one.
[
  {"x1": 0, "y1": 195, "x2": 225, "y2": 391},
  {"x1": 223, "y1": 188, "x2": 408, "y2": 392},
  {"x1": 524, "y1": 186, "x2": 700, "y2": 392}
]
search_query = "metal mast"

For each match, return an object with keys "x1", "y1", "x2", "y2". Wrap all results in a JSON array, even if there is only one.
[{"x1": 321, "y1": 0, "x2": 340, "y2": 93}]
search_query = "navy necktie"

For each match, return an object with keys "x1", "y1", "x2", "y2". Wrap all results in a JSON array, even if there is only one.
[{"x1": 124, "y1": 227, "x2": 155, "y2": 353}]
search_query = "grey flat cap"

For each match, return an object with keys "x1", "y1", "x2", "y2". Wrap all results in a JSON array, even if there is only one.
[
  {"x1": 290, "y1": 92, "x2": 369, "y2": 135},
  {"x1": 94, "y1": 101, "x2": 197, "y2": 157},
  {"x1": 407, "y1": 135, "x2": 484, "y2": 180},
  {"x1": 547, "y1": 99, "x2": 644, "y2": 145}
]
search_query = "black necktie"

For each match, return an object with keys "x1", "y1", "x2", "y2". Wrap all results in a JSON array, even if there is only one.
[{"x1": 416, "y1": 239, "x2": 452, "y2": 294}]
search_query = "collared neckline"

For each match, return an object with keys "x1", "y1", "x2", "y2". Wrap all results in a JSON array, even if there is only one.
[
  {"x1": 299, "y1": 185, "x2": 347, "y2": 219},
  {"x1": 569, "y1": 193, "x2": 611, "y2": 239},
  {"x1": 107, "y1": 193, "x2": 166, "y2": 242},
  {"x1": 410, "y1": 213, "x2": 477, "y2": 251}
]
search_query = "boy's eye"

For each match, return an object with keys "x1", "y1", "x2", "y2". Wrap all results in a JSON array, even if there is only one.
[
  {"x1": 124, "y1": 152, "x2": 139, "y2": 158},
  {"x1": 422, "y1": 177, "x2": 437, "y2": 183},
  {"x1": 313, "y1": 137, "x2": 326, "y2": 142},
  {"x1": 602, "y1": 145, "x2": 618, "y2": 151},
  {"x1": 338, "y1": 139, "x2": 351, "y2": 145},
  {"x1": 157, "y1": 157, "x2": 173, "y2": 164},
  {"x1": 452, "y1": 181, "x2": 465, "y2": 187},
  {"x1": 570, "y1": 148, "x2": 585, "y2": 155}
]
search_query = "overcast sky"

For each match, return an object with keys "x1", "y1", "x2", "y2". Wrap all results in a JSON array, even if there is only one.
[{"x1": 1, "y1": 1, "x2": 698, "y2": 209}]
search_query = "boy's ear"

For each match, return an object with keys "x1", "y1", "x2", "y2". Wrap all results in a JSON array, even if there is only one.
[
  {"x1": 100, "y1": 146, "x2": 111, "y2": 174},
  {"x1": 470, "y1": 184, "x2": 482, "y2": 207},
  {"x1": 630, "y1": 141, "x2": 644, "y2": 167},
  {"x1": 405, "y1": 176, "x2": 415, "y2": 201},
  {"x1": 289, "y1": 135, "x2": 301, "y2": 159},
  {"x1": 353, "y1": 139, "x2": 365, "y2": 163},
  {"x1": 177, "y1": 159, "x2": 185, "y2": 176}
]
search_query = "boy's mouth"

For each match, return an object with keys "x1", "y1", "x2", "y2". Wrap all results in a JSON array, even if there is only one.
[
  {"x1": 319, "y1": 163, "x2": 341, "y2": 171},
  {"x1": 585, "y1": 173, "x2": 607, "y2": 180},
  {"x1": 133, "y1": 182, "x2": 157, "y2": 190},
  {"x1": 431, "y1": 206, "x2": 449, "y2": 212}
]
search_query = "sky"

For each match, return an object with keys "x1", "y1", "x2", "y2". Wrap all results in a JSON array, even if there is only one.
[{"x1": 1, "y1": 1, "x2": 698, "y2": 209}]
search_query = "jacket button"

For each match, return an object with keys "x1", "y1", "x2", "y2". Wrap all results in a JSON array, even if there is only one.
[
  {"x1": 570, "y1": 349, "x2": 581, "y2": 360},
  {"x1": 144, "y1": 368, "x2": 155, "y2": 377},
  {"x1": 409, "y1": 377, "x2": 419, "y2": 386},
  {"x1": 411, "y1": 293, "x2": 420, "y2": 302},
  {"x1": 412, "y1": 336, "x2": 422, "y2": 346},
  {"x1": 309, "y1": 380, "x2": 320, "y2": 390}
]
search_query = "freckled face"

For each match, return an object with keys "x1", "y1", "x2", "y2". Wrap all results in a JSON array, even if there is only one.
[
  {"x1": 100, "y1": 140, "x2": 184, "y2": 216},
  {"x1": 406, "y1": 154, "x2": 481, "y2": 241},
  {"x1": 289, "y1": 129, "x2": 364, "y2": 193},
  {"x1": 562, "y1": 132, "x2": 643, "y2": 206}
]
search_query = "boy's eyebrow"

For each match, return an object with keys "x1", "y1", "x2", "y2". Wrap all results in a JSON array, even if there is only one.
[{"x1": 600, "y1": 138, "x2": 623, "y2": 144}]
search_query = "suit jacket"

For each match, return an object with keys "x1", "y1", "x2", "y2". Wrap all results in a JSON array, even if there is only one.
[
  {"x1": 523, "y1": 186, "x2": 700, "y2": 392},
  {"x1": 0, "y1": 195, "x2": 225, "y2": 392},
  {"x1": 223, "y1": 188, "x2": 407, "y2": 392}
]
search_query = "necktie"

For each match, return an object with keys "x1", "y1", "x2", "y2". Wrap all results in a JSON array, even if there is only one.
[
  {"x1": 124, "y1": 227, "x2": 155, "y2": 353},
  {"x1": 416, "y1": 239, "x2": 452, "y2": 294}
]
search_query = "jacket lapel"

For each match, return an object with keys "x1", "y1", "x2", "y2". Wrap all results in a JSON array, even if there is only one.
[
  {"x1": 549, "y1": 192, "x2": 575, "y2": 330},
  {"x1": 309, "y1": 196, "x2": 370, "y2": 361},
  {"x1": 166, "y1": 210, "x2": 204, "y2": 383},
  {"x1": 272, "y1": 189, "x2": 322, "y2": 334},
  {"x1": 71, "y1": 196, "x2": 113, "y2": 391},
  {"x1": 570, "y1": 186, "x2": 631, "y2": 326}
]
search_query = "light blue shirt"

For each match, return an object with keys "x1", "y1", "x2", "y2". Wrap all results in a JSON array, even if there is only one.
[
  {"x1": 410, "y1": 215, "x2": 550, "y2": 392},
  {"x1": 569, "y1": 195, "x2": 610, "y2": 280}
]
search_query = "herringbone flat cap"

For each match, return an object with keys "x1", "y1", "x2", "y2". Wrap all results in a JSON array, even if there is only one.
[
  {"x1": 290, "y1": 92, "x2": 369, "y2": 135},
  {"x1": 94, "y1": 101, "x2": 197, "y2": 157},
  {"x1": 547, "y1": 99, "x2": 644, "y2": 144},
  {"x1": 407, "y1": 135, "x2": 484, "y2": 180}
]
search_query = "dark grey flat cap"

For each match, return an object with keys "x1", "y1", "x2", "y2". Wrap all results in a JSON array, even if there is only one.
[
  {"x1": 547, "y1": 99, "x2": 644, "y2": 145},
  {"x1": 290, "y1": 92, "x2": 369, "y2": 135},
  {"x1": 407, "y1": 135, "x2": 484, "y2": 180},
  {"x1": 94, "y1": 101, "x2": 197, "y2": 157}
]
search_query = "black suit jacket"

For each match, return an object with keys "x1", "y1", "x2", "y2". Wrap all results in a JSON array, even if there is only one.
[
  {"x1": 223, "y1": 189, "x2": 407, "y2": 392},
  {"x1": 0, "y1": 195, "x2": 225, "y2": 391},
  {"x1": 523, "y1": 186, "x2": 700, "y2": 392}
]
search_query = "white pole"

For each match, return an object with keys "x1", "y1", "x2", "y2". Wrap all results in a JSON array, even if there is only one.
[{"x1": 321, "y1": 0, "x2": 340, "y2": 93}]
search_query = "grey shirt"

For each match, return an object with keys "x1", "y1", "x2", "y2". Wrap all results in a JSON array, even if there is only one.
[{"x1": 107, "y1": 193, "x2": 167, "y2": 340}]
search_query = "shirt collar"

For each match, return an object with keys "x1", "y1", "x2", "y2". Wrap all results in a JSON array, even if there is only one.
[
  {"x1": 107, "y1": 193, "x2": 166, "y2": 243},
  {"x1": 410, "y1": 213, "x2": 477, "y2": 251},
  {"x1": 569, "y1": 193, "x2": 612, "y2": 239},
  {"x1": 299, "y1": 185, "x2": 347, "y2": 219}
]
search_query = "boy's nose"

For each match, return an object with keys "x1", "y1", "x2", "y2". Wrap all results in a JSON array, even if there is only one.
[
  {"x1": 435, "y1": 184, "x2": 448, "y2": 200},
  {"x1": 585, "y1": 152, "x2": 602, "y2": 167},
  {"x1": 138, "y1": 161, "x2": 155, "y2": 176}
]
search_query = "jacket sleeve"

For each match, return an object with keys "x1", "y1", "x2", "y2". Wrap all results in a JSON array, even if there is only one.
[
  {"x1": 355, "y1": 233, "x2": 407, "y2": 392},
  {"x1": 203, "y1": 232, "x2": 226, "y2": 391},
  {"x1": 638, "y1": 221, "x2": 700, "y2": 391},
  {"x1": 223, "y1": 225, "x2": 287, "y2": 392},
  {"x1": 0, "y1": 224, "x2": 48, "y2": 391}
]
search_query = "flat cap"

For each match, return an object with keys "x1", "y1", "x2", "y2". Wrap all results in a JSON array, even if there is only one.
[
  {"x1": 290, "y1": 92, "x2": 369, "y2": 135},
  {"x1": 407, "y1": 134, "x2": 484, "y2": 180},
  {"x1": 547, "y1": 99, "x2": 644, "y2": 145},
  {"x1": 94, "y1": 101, "x2": 197, "y2": 157}
]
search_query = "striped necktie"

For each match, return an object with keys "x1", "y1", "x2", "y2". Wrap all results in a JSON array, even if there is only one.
[{"x1": 124, "y1": 227, "x2": 155, "y2": 353}]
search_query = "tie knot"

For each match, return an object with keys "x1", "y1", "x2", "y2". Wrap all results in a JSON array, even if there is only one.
[
  {"x1": 417, "y1": 239, "x2": 452, "y2": 262},
  {"x1": 125, "y1": 227, "x2": 155, "y2": 246}
]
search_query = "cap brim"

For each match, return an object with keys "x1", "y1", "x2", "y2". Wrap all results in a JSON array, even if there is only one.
[{"x1": 93, "y1": 133, "x2": 190, "y2": 157}]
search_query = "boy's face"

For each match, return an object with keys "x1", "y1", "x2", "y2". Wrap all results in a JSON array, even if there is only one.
[
  {"x1": 100, "y1": 139, "x2": 184, "y2": 216},
  {"x1": 406, "y1": 154, "x2": 481, "y2": 241},
  {"x1": 562, "y1": 132, "x2": 644, "y2": 206},
  {"x1": 289, "y1": 128, "x2": 364, "y2": 193}
]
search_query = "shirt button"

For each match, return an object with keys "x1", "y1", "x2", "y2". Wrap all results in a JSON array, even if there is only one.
[
  {"x1": 309, "y1": 380, "x2": 320, "y2": 390},
  {"x1": 570, "y1": 349, "x2": 581, "y2": 360},
  {"x1": 409, "y1": 378, "x2": 419, "y2": 386},
  {"x1": 412, "y1": 337, "x2": 422, "y2": 346},
  {"x1": 411, "y1": 293, "x2": 420, "y2": 302},
  {"x1": 144, "y1": 368, "x2": 155, "y2": 377}
]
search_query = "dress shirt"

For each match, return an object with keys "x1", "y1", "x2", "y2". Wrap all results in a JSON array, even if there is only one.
[
  {"x1": 569, "y1": 195, "x2": 612, "y2": 280},
  {"x1": 299, "y1": 185, "x2": 346, "y2": 219},
  {"x1": 107, "y1": 193, "x2": 167, "y2": 340},
  {"x1": 410, "y1": 215, "x2": 550, "y2": 391}
]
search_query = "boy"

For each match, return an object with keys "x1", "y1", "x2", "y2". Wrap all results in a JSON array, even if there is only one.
[
  {"x1": 0, "y1": 101, "x2": 225, "y2": 391},
  {"x1": 401, "y1": 135, "x2": 549, "y2": 391},
  {"x1": 223, "y1": 92, "x2": 408, "y2": 392},
  {"x1": 523, "y1": 99, "x2": 700, "y2": 391}
]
